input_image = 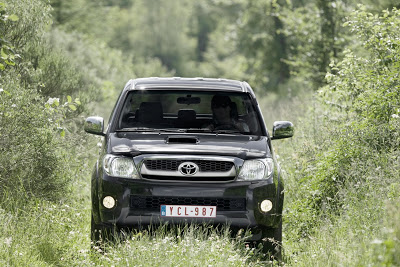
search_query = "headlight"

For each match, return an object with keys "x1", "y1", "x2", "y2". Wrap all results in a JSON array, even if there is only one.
[
  {"x1": 237, "y1": 158, "x2": 274, "y2": 180},
  {"x1": 103, "y1": 154, "x2": 139, "y2": 179}
]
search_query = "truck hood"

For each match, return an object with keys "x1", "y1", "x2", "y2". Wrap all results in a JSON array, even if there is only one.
[{"x1": 107, "y1": 132, "x2": 270, "y2": 159}]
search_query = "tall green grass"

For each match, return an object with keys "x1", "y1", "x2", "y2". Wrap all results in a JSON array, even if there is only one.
[
  {"x1": 258, "y1": 83, "x2": 400, "y2": 266},
  {"x1": 91, "y1": 225, "x2": 264, "y2": 267},
  {"x1": 0, "y1": 197, "x2": 269, "y2": 266}
]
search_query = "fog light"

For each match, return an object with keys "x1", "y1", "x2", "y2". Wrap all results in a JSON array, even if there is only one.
[
  {"x1": 103, "y1": 196, "x2": 116, "y2": 209},
  {"x1": 260, "y1": 200, "x2": 273, "y2": 212}
]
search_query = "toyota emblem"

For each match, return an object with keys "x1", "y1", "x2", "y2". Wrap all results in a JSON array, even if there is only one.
[{"x1": 178, "y1": 162, "x2": 199, "y2": 176}]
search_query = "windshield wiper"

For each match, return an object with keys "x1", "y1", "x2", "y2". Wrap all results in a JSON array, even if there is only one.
[
  {"x1": 157, "y1": 128, "x2": 187, "y2": 133},
  {"x1": 116, "y1": 127, "x2": 157, "y2": 132},
  {"x1": 116, "y1": 127, "x2": 186, "y2": 133},
  {"x1": 213, "y1": 129, "x2": 244, "y2": 134},
  {"x1": 185, "y1": 128, "x2": 213, "y2": 133}
]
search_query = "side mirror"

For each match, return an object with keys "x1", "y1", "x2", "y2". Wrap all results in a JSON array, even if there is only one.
[
  {"x1": 271, "y1": 121, "x2": 294, "y2": 140},
  {"x1": 84, "y1": 116, "x2": 105, "y2": 136}
]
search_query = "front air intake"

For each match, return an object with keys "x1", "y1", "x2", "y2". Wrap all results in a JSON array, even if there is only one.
[
  {"x1": 166, "y1": 136, "x2": 198, "y2": 144},
  {"x1": 167, "y1": 136, "x2": 199, "y2": 144}
]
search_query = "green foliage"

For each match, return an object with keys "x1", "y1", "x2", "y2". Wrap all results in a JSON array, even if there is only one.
[
  {"x1": 2, "y1": 0, "x2": 87, "y2": 102},
  {"x1": 2, "y1": 0, "x2": 400, "y2": 265},
  {"x1": 50, "y1": 0, "x2": 119, "y2": 42},
  {"x1": 194, "y1": 0, "x2": 248, "y2": 81},
  {"x1": 237, "y1": 0, "x2": 290, "y2": 91},
  {"x1": 0, "y1": 73, "x2": 70, "y2": 201},
  {"x1": 278, "y1": 0, "x2": 350, "y2": 90},
  {"x1": 282, "y1": 5, "x2": 400, "y2": 249},
  {"x1": 0, "y1": 195, "x2": 266, "y2": 266},
  {"x1": 2, "y1": 0, "x2": 52, "y2": 49},
  {"x1": 327, "y1": 6, "x2": 400, "y2": 125},
  {"x1": 189, "y1": 1, "x2": 216, "y2": 62},
  {"x1": 0, "y1": 198, "x2": 91, "y2": 266},
  {"x1": 371, "y1": 201, "x2": 400, "y2": 266},
  {"x1": 24, "y1": 41, "x2": 90, "y2": 101},
  {"x1": 127, "y1": 0, "x2": 197, "y2": 75},
  {"x1": 301, "y1": 4, "x2": 400, "y2": 214},
  {"x1": 0, "y1": 0, "x2": 96, "y2": 202},
  {"x1": 91, "y1": 225, "x2": 262, "y2": 266},
  {"x1": 0, "y1": 2, "x2": 19, "y2": 70},
  {"x1": 0, "y1": 1, "x2": 68, "y2": 201}
]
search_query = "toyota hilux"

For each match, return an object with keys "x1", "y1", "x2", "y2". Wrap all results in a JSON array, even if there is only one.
[{"x1": 84, "y1": 77, "x2": 294, "y2": 257}]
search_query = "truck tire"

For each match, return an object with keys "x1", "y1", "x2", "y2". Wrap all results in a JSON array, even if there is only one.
[
  {"x1": 91, "y1": 215, "x2": 114, "y2": 248},
  {"x1": 259, "y1": 220, "x2": 282, "y2": 260}
]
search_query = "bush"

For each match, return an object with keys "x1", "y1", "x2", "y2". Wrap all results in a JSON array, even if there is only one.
[
  {"x1": 0, "y1": 73, "x2": 70, "y2": 201},
  {"x1": 283, "y1": 6, "x2": 400, "y2": 242},
  {"x1": 306, "y1": 5, "x2": 400, "y2": 211},
  {"x1": 0, "y1": 0, "x2": 92, "y2": 203}
]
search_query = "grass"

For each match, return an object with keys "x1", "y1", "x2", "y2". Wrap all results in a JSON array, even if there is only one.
[
  {"x1": 91, "y1": 225, "x2": 266, "y2": 267},
  {"x1": 0, "y1": 196, "x2": 271, "y2": 266}
]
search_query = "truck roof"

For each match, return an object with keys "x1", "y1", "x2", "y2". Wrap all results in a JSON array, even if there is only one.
[{"x1": 126, "y1": 77, "x2": 255, "y2": 97}]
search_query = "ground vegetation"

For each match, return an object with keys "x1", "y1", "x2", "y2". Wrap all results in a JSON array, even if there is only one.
[{"x1": 0, "y1": 0, "x2": 399, "y2": 265}]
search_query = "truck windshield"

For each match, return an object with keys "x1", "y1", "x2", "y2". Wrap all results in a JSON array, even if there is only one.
[{"x1": 116, "y1": 90, "x2": 262, "y2": 135}]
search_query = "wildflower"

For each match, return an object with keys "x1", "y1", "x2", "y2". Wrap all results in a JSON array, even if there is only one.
[
  {"x1": 391, "y1": 114, "x2": 399, "y2": 119},
  {"x1": 371, "y1": 239, "x2": 383, "y2": 244},
  {"x1": 5, "y1": 237, "x2": 12, "y2": 247},
  {"x1": 46, "y1": 97, "x2": 59, "y2": 106}
]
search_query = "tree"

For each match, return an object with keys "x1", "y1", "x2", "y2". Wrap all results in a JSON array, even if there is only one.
[
  {"x1": 127, "y1": 0, "x2": 196, "y2": 75},
  {"x1": 279, "y1": 0, "x2": 350, "y2": 90},
  {"x1": 237, "y1": 0, "x2": 290, "y2": 92},
  {"x1": 188, "y1": 1, "x2": 216, "y2": 62}
]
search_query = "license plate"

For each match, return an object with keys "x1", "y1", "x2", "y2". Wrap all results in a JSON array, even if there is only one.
[{"x1": 160, "y1": 205, "x2": 217, "y2": 218}]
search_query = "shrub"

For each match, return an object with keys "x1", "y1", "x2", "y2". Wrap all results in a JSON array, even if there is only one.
[
  {"x1": 308, "y1": 5, "x2": 400, "y2": 209},
  {"x1": 0, "y1": 73, "x2": 70, "y2": 201},
  {"x1": 284, "y1": 6, "x2": 400, "y2": 240},
  {"x1": 0, "y1": 0, "x2": 90, "y2": 203}
]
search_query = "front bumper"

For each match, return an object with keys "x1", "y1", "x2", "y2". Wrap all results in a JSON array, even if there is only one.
[{"x1": 94, "y1": 174, "x2": 283, "y2": 232}]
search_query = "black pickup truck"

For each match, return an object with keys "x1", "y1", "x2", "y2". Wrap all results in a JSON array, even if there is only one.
[{"x1": 84, "y1": 77, "x2": 293, "y2": 257}]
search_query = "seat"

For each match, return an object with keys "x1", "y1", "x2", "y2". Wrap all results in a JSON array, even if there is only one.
[
  {"x1": 120, "y1": 111, "x2": 137, "y2": 128},
  {"x1": 136, "y1": 102, "x2": 163, "y2": 125},
  {"x1": 230, "y1": 102, "x2": 238, "y2": 120},
  {"x1": 177, "y1": 109, "x2": 197, "y2": 128}
]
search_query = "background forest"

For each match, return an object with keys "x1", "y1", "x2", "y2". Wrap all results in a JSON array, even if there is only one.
[{"x1": 0, "y1": 0, "x2": 399, "y2": 266}]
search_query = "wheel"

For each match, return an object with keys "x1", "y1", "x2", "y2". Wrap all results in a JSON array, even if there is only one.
[
  {"x1": 259, "y1": 220, "x2": 283, "y2": 261},
  {"x1": 91, "y1": 215, "x2": 114, "y2": 248}
]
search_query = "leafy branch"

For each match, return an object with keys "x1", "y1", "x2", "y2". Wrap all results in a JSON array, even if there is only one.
[{"x1": 0, "y1": 2, "x2": 19, "y2": 70}]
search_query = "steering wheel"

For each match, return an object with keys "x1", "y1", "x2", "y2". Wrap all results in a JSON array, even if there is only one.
[{"x1": 214, "y1": 123, "x2": 239, "y2": 131}]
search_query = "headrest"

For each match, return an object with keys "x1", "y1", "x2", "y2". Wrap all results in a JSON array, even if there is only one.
[
  {"x1": 178, "y1": 109, "x2": 196, "y2": 121},
  {"x1": 211, "y1": 95, "x2": 232, "y2": 109},
  {"x1": 137, "y1": 102, "x2": 163, "y2": 123}
]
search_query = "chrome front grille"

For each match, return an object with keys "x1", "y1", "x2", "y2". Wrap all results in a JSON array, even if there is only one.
[
  {"x1": 138, "y1": 156, "x2": 239, "y2": 182},
  {"x1": 144, "y1": 159, "x2": 233, "y2": 172}
]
